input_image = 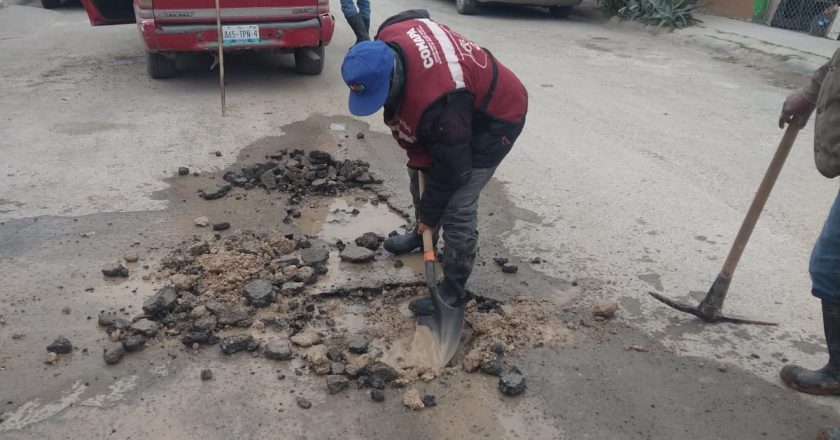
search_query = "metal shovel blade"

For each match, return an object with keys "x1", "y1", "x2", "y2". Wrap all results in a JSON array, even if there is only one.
[{"x1": 417, "y1": 259, "x2": 466, "y2": 367}]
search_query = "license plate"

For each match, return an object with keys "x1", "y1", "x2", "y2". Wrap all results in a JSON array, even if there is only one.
[{"x1": 222, "y1": 25, "x2": 259, "y2": 45}]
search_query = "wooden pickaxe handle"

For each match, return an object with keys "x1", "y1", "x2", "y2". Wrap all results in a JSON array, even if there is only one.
[{"x1": 719, "y1": 124, "x2": 801, "y2": 279}]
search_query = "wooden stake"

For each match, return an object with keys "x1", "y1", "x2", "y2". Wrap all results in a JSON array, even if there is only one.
[{"x1": 214, "y1": 0, "x2": 225, "y2": 116}]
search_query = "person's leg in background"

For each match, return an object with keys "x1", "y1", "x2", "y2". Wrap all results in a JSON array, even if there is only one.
[
  {"x1": 340, "y1": 0, "x2": 369, "y2": 44},
  {"x1": 781, "y1": 189, "x2": 840, "y2": 395},
  {"x1": 357, "y1": 0, "x2": 371, "y2": 34},
  {"x1": 339, "y1": 0, "x2": 357, "y2": 17}
]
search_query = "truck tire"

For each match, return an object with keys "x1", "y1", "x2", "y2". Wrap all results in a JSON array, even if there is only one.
[
  {"x1": 146, "y1": 52, "x2": 177, "y2": 79},
  {"x1": 455, "y1": 0, "x2": 478, "y2": 15},
  {"x1": 294, "y1": 46, "x2": 325, "y2": 75},
  {"x1": 41, "y1": 0, "x2": 61, "y2": 9},
  {"x1": 549, "y1": 6, "x2": 573, "y2": 18}
]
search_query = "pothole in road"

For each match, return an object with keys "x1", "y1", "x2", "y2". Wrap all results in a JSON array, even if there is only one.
[{"x1": 87, "y1": 118, "x2": 571, "y2": 409}]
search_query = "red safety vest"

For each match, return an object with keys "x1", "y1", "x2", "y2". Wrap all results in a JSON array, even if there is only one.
[{"x1": 378, "y1": 18, "x2": 527, "y2": 169}]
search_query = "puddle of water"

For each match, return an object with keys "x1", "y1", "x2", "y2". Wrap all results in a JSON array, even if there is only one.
[
  {"x1": 310, "y1": 252, "x2": 359, "y2": 289},
  {"x1": 295, "y1": 190, "x2": 439, "y2": 288},
  {"x1": 330, "y1": 301, "x2": 368, "y2": 335},
  {"x1": 297, "y1": 190, "x2": 406, "y2": 243},
  {"x1": 398, "y1": 253, "x2": 443, "y2": 280},
  {"x1": 399, "y1": 253, "x2": 426, "y2": 275}
]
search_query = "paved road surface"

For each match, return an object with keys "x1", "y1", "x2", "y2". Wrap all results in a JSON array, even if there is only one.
[{"x1": 1, "y1": 0, "x2": 839, "y2": 438}]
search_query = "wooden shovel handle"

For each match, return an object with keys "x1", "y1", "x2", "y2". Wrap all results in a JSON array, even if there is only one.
[
  {"x1": 720, "y1": 124, "x2": 800, "y2": 278},
  {"x1": 417, "y1": 172, "x2": 436, "y2": 261},
  {"x1": 422, "y1": 230, "x2": 435, "y2": 261}
]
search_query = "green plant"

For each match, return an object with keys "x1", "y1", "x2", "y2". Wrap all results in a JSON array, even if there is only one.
[
  {"x1": 647, "y1": 0, "x2": 700, "y2": 28},
  {"x1": 619, "y1": 0, "x2": 700, "y2": 28},
  {"x1": 598, "y1": 0, "x2": 629, "y2": 17}
]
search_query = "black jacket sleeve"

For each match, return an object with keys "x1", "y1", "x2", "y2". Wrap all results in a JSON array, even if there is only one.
[{"x1": 416, "y1": 91, "x2": 474, "y2": 227}]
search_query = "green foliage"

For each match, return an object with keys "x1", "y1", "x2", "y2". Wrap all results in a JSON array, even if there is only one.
[
  {"x1": 597, "y1": 0, "x2": 627, "y2": 17},
  {"x1": 599, "y1": 0, "x2": 700, "y2": 28}
]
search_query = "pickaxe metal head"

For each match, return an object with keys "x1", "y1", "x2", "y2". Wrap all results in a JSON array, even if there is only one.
[{"x1": 649, "y1": 274, "x2": 776, "y2": 326}]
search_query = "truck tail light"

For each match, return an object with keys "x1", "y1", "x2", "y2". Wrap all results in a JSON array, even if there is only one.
[
  {"x1": 317, "y1": 0, "x2": 329, "y2": 13},
  {"x1": 137, "y1": 0, "x2": 153, "y2": 9}
]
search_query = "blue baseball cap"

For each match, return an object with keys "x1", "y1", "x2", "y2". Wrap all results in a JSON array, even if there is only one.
[{"x1": 342, "y1": 40, "x2": 395, "y2": 117}]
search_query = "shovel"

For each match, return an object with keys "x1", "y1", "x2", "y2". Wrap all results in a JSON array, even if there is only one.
[
  {"x1": 417, "y1": 172, "x2": 466, "y2": 366},
  {"x1": 649, "y1": 124, "x2": 801, "y2": 325}
]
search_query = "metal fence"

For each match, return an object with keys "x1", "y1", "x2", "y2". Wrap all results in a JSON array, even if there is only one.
[{"x1": 769, "y1": 0, "x2": 839, "y2": 37}]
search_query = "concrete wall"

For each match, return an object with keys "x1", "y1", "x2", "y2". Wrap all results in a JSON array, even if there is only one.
[{"x1": 703, "y1": 0, "x2": 753, "y2": 20}]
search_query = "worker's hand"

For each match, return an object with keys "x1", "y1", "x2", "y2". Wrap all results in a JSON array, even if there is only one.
[
  {"x1": 779, "y1": 90, "x2": 816, "y2": 129},
  {"x1": 417, "y1": 221, "x2": 438, "y2": 235}
]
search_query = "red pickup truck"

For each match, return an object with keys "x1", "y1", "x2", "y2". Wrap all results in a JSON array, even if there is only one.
[{"x1": 80, "y1": 0, "x2": 335, "y2": 78}]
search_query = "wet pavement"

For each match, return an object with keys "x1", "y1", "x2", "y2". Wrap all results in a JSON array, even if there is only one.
[
  {"x1": 3, "y1": 0, "x2": 840, "y2": 438},
  {"x1": 1, "y1": 114, "x2": 837, "y2": 439}
]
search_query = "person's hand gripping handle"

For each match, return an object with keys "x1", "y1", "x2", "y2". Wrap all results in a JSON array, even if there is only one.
[{"x1": 779, "y1": 90, "x2": 815, "y2": 129}]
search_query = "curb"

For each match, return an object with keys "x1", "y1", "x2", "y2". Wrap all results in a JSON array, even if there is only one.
[
  {"x1": 607, "y1": 17, "x2": 827, "y2": 78},
  {"x1": 676, "y1": 33, "x2": 741, "y2": 56},
  {"x1": 783, "y1": 58, "x2": 824, "y2": 76}
]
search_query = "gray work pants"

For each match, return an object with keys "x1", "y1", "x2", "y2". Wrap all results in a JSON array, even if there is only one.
[{"x1": 408, "y1": 167, "x2": 497, "y2": 252}]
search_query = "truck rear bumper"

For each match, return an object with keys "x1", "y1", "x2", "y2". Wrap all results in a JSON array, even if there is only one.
[{"x1": 137, "y1": 13, "x2": 334, "y2": 52}]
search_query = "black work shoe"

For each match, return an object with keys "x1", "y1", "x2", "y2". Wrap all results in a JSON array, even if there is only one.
[
  {"x1": 383, "y1": 230, "x2": 422, "y2": 255},
  {"x1": 409, "y1": 244, "x2": 476, "y2": 316},
  {"x1": 781, "y1": 301, "x2": 840, "y2": 395},
  {"x1": 780, "y1": 365, "x2": 840, "y2": 395},
  {"x1": 818, "y1": 426, "x2": 840, "y2": 440},
  {"x1": 408, "y1": 292, "x2": 466, "y2": 317},
  {"x1": 408, "y1": 296, "x2": 434, "y2": 317}
]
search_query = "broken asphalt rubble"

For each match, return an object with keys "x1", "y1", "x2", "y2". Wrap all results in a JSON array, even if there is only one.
[
  {"x1": 91, "y1": 150, "x2": 569, "y2": 409},
  {"x1": 207, "y1": 148, "x2": 385, "y2": 215}
]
